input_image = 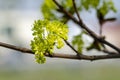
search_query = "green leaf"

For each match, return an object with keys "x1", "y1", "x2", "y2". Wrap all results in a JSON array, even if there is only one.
[
  {"x1": 41, "y1": 0, "x2": 76, "y2": 21},
  {"x1": 79, "y1": 0, "x2": 116, "y2": 18},
  {"x1": 80, "y1": 0, "x2": 100, "y2": 10},
  {"x1": 98, "y1": 0, "x2": 117, "y2": 17},
  {"x1": 72, "y1": 32, "x2": 84, "y2": 53},
  {"x1": 41, "y1": 0, "x2": 57, "y2": 20}
]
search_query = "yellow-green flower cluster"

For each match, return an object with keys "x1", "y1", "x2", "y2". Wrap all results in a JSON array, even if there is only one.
[{"x1": 31, "y1": 20, "x2": 68, "y2": 64}]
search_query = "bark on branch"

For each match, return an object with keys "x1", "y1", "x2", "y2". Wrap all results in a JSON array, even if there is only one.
[{"x1": 0, "y1": 42, "x2": 120, "y2": 61}]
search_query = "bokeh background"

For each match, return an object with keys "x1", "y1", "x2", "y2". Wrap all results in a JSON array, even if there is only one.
[{"x1": 0, "y1": 0, "x2": 120, "y2": 80}]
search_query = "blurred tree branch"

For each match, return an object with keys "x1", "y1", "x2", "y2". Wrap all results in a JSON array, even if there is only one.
[
  {"x1": 53, "y1": 0, "x2": 120, "y2": 53},
  {"x1": 0, "y1": 41, "x2": 120, "y2": 61},
  {"x1": 0, "y1": 0, "x2": 120, "y2": 63}
]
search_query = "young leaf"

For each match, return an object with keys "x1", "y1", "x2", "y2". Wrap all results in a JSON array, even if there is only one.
[{"x1": 72, "y1": 32, "x2": 84, "y2": 53}]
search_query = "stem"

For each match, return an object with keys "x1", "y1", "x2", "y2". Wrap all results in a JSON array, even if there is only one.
[{"x1": 72, "y1": 0, "x2": 81, "y2": 22}]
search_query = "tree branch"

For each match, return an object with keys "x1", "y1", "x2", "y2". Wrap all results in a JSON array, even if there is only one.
[
  {"x1": 0, "y1": 42, "x2": 32, "y2": 53},
  {"x1": 1, "y1": 42, "x2": 120, "y2": 61},
  {"x1": 102, "y1": 49, "x2": 118, "y2": 54},
  {"x1": 53, "y1": 0, "x2": 120, "y2": 53}
]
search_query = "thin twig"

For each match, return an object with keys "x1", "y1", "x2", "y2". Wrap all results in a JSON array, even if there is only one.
[
  {"x1": 99, "y1": 18, "x2": 116, "y2": 36},
  {"x1": 53, "y1": 0, "x2": 120, "y2": 53},
  {"x1": 99, "y1": 25, "x2": 103, "y2": 36},
  {"x1": 64, "y1": 40, "x2": 81, "y2": 55},
  {"x1": 72, "y1": 0, "x2": 81, "y2": 22},
  {"x1": 100, "y1": 18, "x2": 116, "y2": 25},
  {"x1": 99, "y1": 17, "x2": 116, "y2": 52}
]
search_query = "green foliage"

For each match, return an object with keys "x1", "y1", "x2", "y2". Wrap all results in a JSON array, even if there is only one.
[
  {"x1": 61, "y1": 0, "x2": 74, "y2": 12},
  {"x1": 72, "y1": 32, "x2": 84, "y2": 53},
  {"x1": 72, "y1": 0, "x2": 116, "y2": 52},
  {"x1": 42, "y1": 0, "x2": 116, "y2": 21},
  {"x1": 31, "y1": 20, "x2": 68, "y2": 64},
  {"x1": 31, "y1": 0, "x2": 117, "y2": 63},
  {"x1": 80, "y1": 0, "x2": 100, "y2": 10},
  {"x1": 41, "y1": 0, "x2": 76, "y2": 21},
  {"x1": 80, "y1": 0, "x2": 116, "y2": 17},
  {"x1": 72, "y1": 32, "x2": 103, "y2": 52},
  {"x1": 41, "y1": 0, "x2": 57, "y2": 20},
  {"x1": 98, "y1": 0, "x2": 117, "y2": 17}
]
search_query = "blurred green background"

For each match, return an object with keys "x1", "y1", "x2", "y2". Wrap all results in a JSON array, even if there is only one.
[{"x1": 0, "y1": 0, "x2": 120, "y2": 80}]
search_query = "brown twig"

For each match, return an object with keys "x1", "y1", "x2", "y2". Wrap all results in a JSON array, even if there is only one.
[
  {"x1": 72, "y1": 0, "x2": 81, "y2": 22},
  {"x1": 100, "y1": 18, "x2": 116, "y2": 35},
  {"x1": 53, "y1": 0, "x2": 120, "y2": 53},
  {"x1": 98, "y1": 13, "x2": 116, "y2": 36},
  {"x1": 64, "y1": 40, "x2": 81, "y2": 56},
  {"x1": 99, "y1": 17, "x2": 116, "y2": 53},
  {"x1": 0, "y1": 42, "x2": 120, "y2": 61},
  {"x1": 0, "y1": 42, "x2": 32, "y2": 53}
]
